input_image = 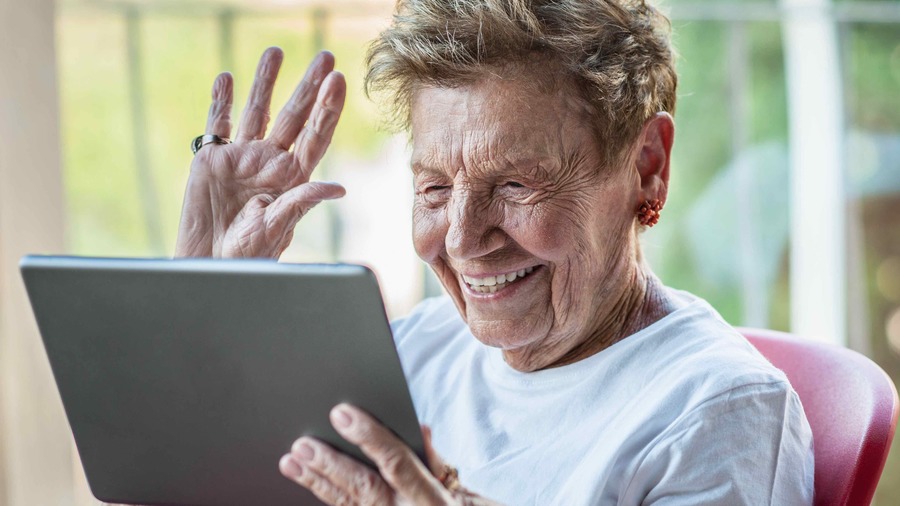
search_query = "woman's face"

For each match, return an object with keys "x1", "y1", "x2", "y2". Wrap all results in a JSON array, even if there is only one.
[{"x1": 410, "y1": 73, "x2": 643, "y2": 371}]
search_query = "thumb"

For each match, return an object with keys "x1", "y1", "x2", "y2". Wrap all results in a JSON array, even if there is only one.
[{"x1": 265, "y1": 181, "x2": 346, "y2": 234}]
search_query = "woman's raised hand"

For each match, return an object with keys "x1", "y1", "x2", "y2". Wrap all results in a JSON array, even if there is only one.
[{"x1": 175, "y1": 48, "x2": 347, "y2": 259}]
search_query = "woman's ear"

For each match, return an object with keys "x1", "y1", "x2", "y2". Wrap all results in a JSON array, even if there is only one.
[{"x1": 634, "y1": 112, "x2": 674, "y2": 205}]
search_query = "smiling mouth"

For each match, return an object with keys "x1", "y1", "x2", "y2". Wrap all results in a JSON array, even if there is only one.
[{"x1": 462, "y1": 266, "x2": 536, "y2": 294}]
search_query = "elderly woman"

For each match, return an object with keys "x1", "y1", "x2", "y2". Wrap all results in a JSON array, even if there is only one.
[{"x1": 177, "y1": 0, "x2": 814, "y2": 504}]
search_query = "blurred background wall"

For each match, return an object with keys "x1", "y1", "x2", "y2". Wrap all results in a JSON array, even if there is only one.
[
  {"x1": 1, "y1": 0, "x2": 899, "y2": 504},
  {"x1": 0, "y1": 0, "x2": 75, "y2": 504}
]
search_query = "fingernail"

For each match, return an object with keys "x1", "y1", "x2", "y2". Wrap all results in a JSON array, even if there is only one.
[
  {"x1": 331, "y1": 406, "x2": 353, "y2": 429},
  {"x1": 280, "y1": 454, "x2": 304, "y2": 477},
  {"x1": 295, "y1": 442, "x2": 315, "y2": 461}
]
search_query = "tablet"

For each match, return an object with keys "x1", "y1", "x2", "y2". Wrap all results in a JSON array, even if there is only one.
[{"x1": 21, "y1": 256, "x2": 424, "y2": 506}]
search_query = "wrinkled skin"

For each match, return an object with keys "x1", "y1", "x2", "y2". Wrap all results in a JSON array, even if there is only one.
[
  {"x1": 175, "y1": 48, "x2": 347, "y2": 259},
  {"x1": 409, "y1": 72, "x2": 676, "y2": 372},
  {"x1": 167, "y1": 49, "x2": 675, "y2": 505},
  {"x1": 280, "y1": 404, "x2": 502, "y2": 506}
]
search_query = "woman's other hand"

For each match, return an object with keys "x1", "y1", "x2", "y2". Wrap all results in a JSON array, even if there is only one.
[
  {"x1": 280, "y1": 404, "x2": 503, "y2": 506},
  {"x1": 176, "y1": 47, "x2": 347, "y2": 259}
]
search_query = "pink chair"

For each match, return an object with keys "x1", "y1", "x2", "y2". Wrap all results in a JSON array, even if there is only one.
[{"x1": 739, "y1": 328, "x2": 899, "y2": 506}]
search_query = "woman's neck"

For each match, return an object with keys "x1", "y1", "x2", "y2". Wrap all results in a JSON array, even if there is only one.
[
  {"x1": 500, "y1": 259, "x2": 675, "y2": 373},
  {"x1": 546, "y1": 266, "x2": 671, "y2": 369}
]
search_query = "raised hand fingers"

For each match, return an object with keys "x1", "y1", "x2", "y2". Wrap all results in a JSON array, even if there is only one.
[
  {"x1": 330, "y1": 404, "x2": 448, "y2": 505},
  {"x1": 236, "y1": 47, "x2": 284, "y2": 143},
  {"x1": 264, "y1": 181, "x2": 346, "y2": 236},
  {"x1": 294, "y1": 71, "x2": 346, "y2": 178},
  {"x1": 268, "y1": 51, "x2": 336, "y2": 150},
  {"x1": 205, "y1": 72, "x2": 233, "y2": 138}
]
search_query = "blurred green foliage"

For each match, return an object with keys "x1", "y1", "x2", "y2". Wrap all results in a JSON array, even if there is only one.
[
  {"x1": 652, "y1": 20, "x2": 792, "y2": 329},
  {"x1": 58, "y1": 7, "x2": 392, "y2": 257}
]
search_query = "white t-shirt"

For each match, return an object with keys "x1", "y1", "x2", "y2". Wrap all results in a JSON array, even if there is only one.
[{"x1": 391, "y1": 292, "x2": 814, "y2": 506}]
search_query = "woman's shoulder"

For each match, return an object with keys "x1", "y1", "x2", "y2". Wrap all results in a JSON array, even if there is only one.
[
  {"x1": 626, "y1": 288, "x2": 795, "y2": 408},
  {"x1": 607, "y1": 292, "x2": 814, "y2": 503}
]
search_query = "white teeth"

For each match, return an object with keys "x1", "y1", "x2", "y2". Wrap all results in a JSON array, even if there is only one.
[
  {"x1": 463, "y1": 266, "x2": 537, "y2": 293},
  {"x1": 462, "y1": 275, "x2": 484, "y2": 286}
]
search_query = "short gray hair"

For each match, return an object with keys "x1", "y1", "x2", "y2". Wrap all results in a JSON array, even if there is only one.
[{"x1": 365, "y1": 0, "x2": 678, "y2": 164}]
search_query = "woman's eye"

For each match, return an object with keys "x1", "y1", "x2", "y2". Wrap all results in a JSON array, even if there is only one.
[
  {"x1": 496, "y1": 181, "x2": 536, "y2": 202},
  {"x1": 419, "y1": 185, "x2": 451, "y2": 205}
]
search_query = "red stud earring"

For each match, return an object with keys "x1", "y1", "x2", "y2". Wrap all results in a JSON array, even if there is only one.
[{"x1": 637, "y1": 199, "x2": 663, "y2": 227}]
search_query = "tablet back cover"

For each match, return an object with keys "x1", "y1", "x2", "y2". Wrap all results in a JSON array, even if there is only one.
[{"x1": 21, "y1": 256, "x2": 424, "y2": 506}]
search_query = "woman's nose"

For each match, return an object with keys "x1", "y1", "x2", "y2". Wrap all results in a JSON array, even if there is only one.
[{"x1": 445, "y1": 190, "x2": 505, "y2": 261}]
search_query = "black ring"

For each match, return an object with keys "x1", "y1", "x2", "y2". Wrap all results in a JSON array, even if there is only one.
[{"x1": 191, "y1": 134, "x2": 231, "y2": 155}]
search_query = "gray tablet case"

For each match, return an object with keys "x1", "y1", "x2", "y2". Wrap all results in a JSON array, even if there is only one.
[{"x1": 20, "y1": 256, "x2": 424, "y2": 506}]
